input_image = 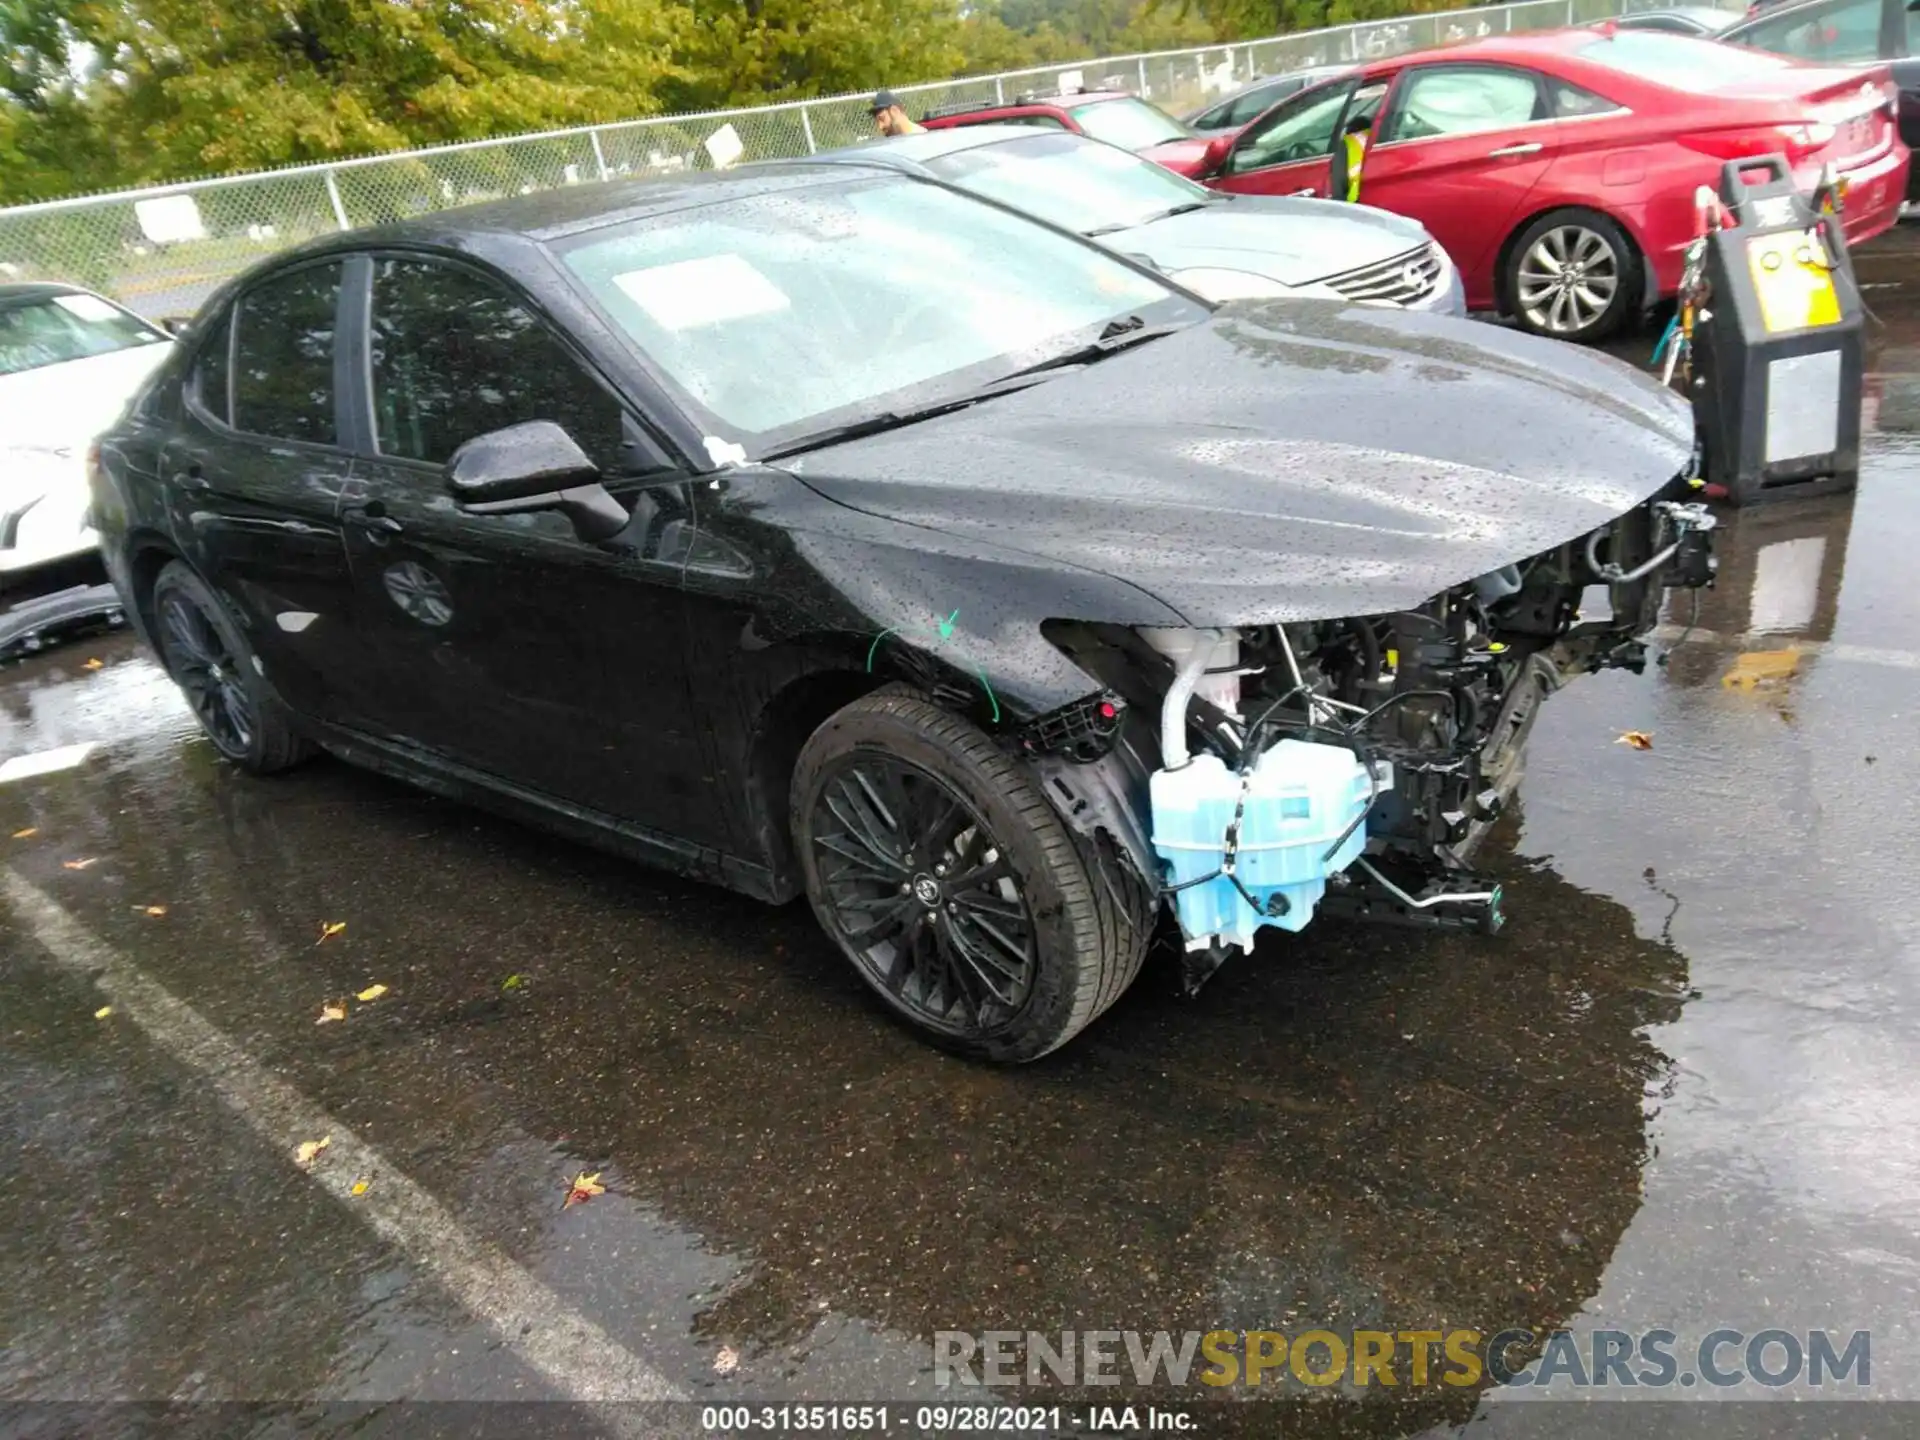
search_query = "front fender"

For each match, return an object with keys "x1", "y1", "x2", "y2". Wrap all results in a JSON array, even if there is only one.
[{"x1": 690, "y1": 468, "x2": 1187, "y2": 722}]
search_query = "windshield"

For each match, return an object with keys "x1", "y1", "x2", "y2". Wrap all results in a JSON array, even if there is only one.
[
  {"x1": 1576, "y1": 30, "x2": 1799, "y2": 85},
  {"x1": 559, "y1": 174, "x2": 1198, "y2": 448},
  {"x1": 0, "y1": 291, "x2": 166, "y2": 376},
  {"x1": 923, "y1": 132, "x2": 1212, "y2": 236},
  {"x1": 1071, "y1": 97, "x2": 1191, "y2": 150}
]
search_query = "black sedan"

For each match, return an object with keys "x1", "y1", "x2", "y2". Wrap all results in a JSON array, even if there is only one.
[{"x1": 91, "y1": 165, "x2": 1713, "y2": 1061}]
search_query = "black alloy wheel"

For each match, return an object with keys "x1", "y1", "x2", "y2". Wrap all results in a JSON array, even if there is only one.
[
  {"x1": 808, "y1": 753, "x2": 1038, "y2": 1039},
  {"x1": 158, "y1": 586, "x2": 256, "y2": 759},
  {"x1": 792, "y1": 689, "x2": 1149, "y2": 1062},
  {"x1": 149, "y1": 560, "x2": 312, "y2": 774}
]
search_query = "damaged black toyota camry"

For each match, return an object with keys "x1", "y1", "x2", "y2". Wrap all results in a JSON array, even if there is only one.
[{"x1": 90, "y1": 164, "x2": 1714, "y2": 1061}]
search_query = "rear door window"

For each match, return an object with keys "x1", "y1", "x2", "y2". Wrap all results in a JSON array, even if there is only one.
[
  {"x1": 1382, "y1": 66, "x2": 1547, "y2": 143},
  {"x1": 232, "y1": 263, "x2": 341, "y2": 445},
  {"x1": 190, "y1": 308, "x2": 233, "y2": 425}
]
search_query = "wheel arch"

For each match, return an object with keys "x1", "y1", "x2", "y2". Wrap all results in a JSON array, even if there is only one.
[
  {"x1": 740, "y1": 657, "x2": 895, "y2": 900},
  {"x1": 1493, "y1": 201, "x2": 1652, "y2": 318},
  {"x1": 125, "y1": 530, "x2": 187, "y2": 648}
]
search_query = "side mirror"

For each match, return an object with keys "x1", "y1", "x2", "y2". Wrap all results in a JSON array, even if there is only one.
[
  {"x1": 1201, "y1": 133, "x2": 1235, "y2": 176},
  {"x1": 445, "y1": 420, "x2": 629, "y2": 543}
]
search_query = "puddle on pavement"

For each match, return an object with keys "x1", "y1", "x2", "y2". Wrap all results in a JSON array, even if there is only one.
[
  {"x1": 8, "y1": 236, "x2": 1920, "y2": 1428},
  {"x1": 3, "y1": 630, "x2": 1693, "y2": 1433}
]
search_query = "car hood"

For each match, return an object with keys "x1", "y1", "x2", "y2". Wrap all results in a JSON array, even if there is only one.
[
  {"x1": 1137, "y1": 136, "x2": 1213, "y2": 176},
  {"x1": 1106, "y1": 196, "x2": 1431, "y2": 286},
  {"x1": 782, "y1": 302, "x2": 1695, "y2": 625},
  {"x1": 0, "y1": 342, "x2": 173, "y2": 453}
]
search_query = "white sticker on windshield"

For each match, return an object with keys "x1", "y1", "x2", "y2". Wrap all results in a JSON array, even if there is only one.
[
  {"x1": 612, "y1": 255, "x2": 790, "y2": 331},
  {"x1": 52, "y1": 293, "x2": 120, "y2": 323}
]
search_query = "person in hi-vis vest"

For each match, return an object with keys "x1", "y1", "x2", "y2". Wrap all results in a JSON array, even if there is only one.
[{"x1": 1337, "y1": 113, "x2": 1372, "y2": 203}]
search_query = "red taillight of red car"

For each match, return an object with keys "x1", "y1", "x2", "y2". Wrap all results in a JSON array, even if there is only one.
[{"x1": 1680, "y1": 124, "x2": 1836, "y2": 165}]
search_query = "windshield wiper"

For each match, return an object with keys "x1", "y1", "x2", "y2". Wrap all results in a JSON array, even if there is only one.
[
  {"x1": 1007, "y1": 315, "x2": 1188, "y2": 377},
  {"x1": 1085, "y1": 201, "x2": 1212, "y2": 238},
  {"x1": 1144, "y1": 200, "x2": 1212, "y2": 223},
  {"x1": 759, "y1": 371, "x2": 1070, "y2": 461}
]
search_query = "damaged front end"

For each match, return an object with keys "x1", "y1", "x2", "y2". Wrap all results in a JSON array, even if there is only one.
[{"x1": 1031, "y1": 487, "x2": 1716, "y2": 992}]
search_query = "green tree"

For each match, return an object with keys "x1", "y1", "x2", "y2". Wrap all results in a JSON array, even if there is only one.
[
  {"x1": 1154, "y1": 0, "x2": 1448, "y2": 39},
  {"x1": 669, "y1": 0, "x2": 968, "y2": 108},
  {"x1": 0, "y1": 0, "x2": 693, "y2": 198}
]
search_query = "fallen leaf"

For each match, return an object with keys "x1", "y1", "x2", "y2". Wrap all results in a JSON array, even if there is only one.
[
  {"x1": 12, "y1": 828, "x2": 37, "y2": 839},
  {"x1": 563, "y1": 1171, "x2": 606, "y2": 1209},
  {"x1": 501, "y1": 973, "x2": 526, "y2": 992},
  {"x1": 350, "y1": 1177, "x2": 371, "y2": 1196},
  {"x1": 355, "y1": 983, "x2": 388, "y2": 1002},
  {"x1": 714, "y1": 1345, "x2": 740, "y2": 1376},
  {"x1": 316, "y1": 1002, "x2": 347, "y2": 1025},
  {"x1": 63, "y1": 857, "x2": 98, "y2": 870},
  {"x1": 1615, "y1": 730, "x2": 1653, "y2": 751},
  {"x1": 294, "y1": 1136, "x2": 331, "y2": 1168},
  {"x1": 83, "y1": 657, "x2": 104, "y2": 671},
  {"x1": 315, "y1": 921, "x2": 346, "y2": 946},
  {"x1": 136, "y1": 905, "x2": 168, "y2": 917},
  {"x1": 94, "y1": 1005, "x2": 112, "y2": 1020}
]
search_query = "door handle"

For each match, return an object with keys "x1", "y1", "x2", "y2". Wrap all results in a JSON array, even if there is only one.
[
  {"x1": 345, "y1": 504, "x2": 404, "y2": 540},
  {"x1": 1487, "y1": 142, "x2": 1543, "y2": 158},
  {"x1": 171, "y1": 459, "x2": 210, "y2": 491}
]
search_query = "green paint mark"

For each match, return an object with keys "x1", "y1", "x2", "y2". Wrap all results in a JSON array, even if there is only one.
[{"x1": 865, "y1": 610, "x2": 998, "y2": 723}]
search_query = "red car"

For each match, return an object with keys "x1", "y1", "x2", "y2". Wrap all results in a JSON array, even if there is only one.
[
  {"x1": 919, "y1": 91, "x2": 1214, "y2": 178},
  {"x1": 1189, "y1": 28, "x2": 1908, "y2": 342}
]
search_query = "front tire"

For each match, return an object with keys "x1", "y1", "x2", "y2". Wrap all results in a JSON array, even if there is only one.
[
  {"x1": 1505, "y1": 208, "x2": 1639, "y2": 344},
  {"x1": 792, "y1": 689, "x2": 1146, "y2": 1062},
  {"x1": 150, "y1": 560, "x2": 312, "y2": 774}
]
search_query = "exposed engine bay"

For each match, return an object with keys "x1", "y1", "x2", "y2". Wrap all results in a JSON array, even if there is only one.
[{"x1": 1031, "y1": 491, "x2": 1717, "y2": 991}]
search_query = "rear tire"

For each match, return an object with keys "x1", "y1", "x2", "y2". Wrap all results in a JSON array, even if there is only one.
[
  {"x1": 1504, "y1": 208, "x2": 1639, "y2": 344},
  {"x1": 150, "y1": 560, "x2": 312, "y2": 774},
  {"x1": 792, "y1": 689, "x2": 1147, "y2": 1062}
]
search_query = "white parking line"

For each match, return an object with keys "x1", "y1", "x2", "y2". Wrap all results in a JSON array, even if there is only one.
[
  {"x1": 1, "y1": 868, "x2": 685, "y2": 1415},
  {"x1": 0, "y1": 742, "x2": 96, "y2": 784}
]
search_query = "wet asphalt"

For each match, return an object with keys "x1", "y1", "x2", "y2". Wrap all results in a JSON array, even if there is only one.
[{"x1": 7, "y1": 235, "x2": 1920, "y2": 1440}]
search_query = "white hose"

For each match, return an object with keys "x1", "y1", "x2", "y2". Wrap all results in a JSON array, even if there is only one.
[{"x1": 1160, "y1": 630, "x2": 1223, "y2": 770}]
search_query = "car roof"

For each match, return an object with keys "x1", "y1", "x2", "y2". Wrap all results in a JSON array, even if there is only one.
[
  {"x1": 1247, "y1": 63, "x2": 1353, "y2": 85},
  {"x1": 306, "y1": 163, "x2": 897, "y2": 250},
  {"x1": 1720, "y1": 0, "x2": 1834, "y2": 31},
  {"x1": 1366, "y1": 27, "x2": 1661, "y2": 65},
  {"x1": 823, "y1": 125, "x2": 1088, "y2": 166},
  {"x1": 924, "y1": 90, "x2": 1129, "y2": 119},
  {"x1": 0, "y1": 281, "x2": 90, "y2": 307},
  {"x1": 1617, "y1": 4, "x2": 1738, "y2": 19}
]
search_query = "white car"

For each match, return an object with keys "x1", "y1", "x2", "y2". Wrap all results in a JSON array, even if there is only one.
[{"x1": 2, "y1": 283, "x2": 175, "y2": 579}]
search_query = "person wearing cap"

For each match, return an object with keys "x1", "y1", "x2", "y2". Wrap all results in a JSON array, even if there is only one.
[{"x1": 870, "y1": 90, "x2": 925, "y2": 138}]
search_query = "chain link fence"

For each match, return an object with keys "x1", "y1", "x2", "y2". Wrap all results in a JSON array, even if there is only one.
[{"x1": 0, "y1": 0, "x2": 1723, "y2": 319}]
